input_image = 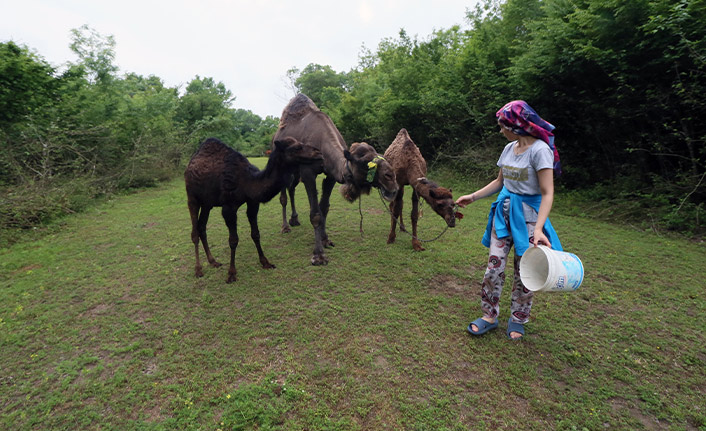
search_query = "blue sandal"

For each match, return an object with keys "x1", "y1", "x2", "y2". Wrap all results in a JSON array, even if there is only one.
[
  {"x1": 467, "y1": 317, "x2": 498, "y2": 335},
  {"x1": 506, "y1": 318, "x2": 525, "y2": 340}
]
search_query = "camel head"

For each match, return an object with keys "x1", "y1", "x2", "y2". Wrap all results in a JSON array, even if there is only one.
[
  {"x1": 273, "y1": 137, "x2": 324, "y2": 170},
  {"x1": 419, "y1": 178, "x2": 460, "y2": 228},
  {"x1": 340, "y1": 142, "x2": 398, "y2": 202}
]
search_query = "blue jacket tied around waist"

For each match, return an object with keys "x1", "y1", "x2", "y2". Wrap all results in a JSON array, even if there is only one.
[{"x1": 482, "y1": 187, "x2": 562, "y2": 256}]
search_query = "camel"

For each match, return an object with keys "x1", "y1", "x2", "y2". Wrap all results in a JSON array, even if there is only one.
[
  {"x1": 273, "y1": 93, "x2": 398, "y2": 265},
  {"x1": 383, "y1": 128, "x2": 461, "y2": 251},
  {"x1": 184, "y1": 136, "x2": 323, "y2": 282}
]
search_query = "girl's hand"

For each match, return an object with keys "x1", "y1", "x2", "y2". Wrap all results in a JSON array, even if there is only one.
[
  {"x1": 455, "y1": 194, "x2": 475, "y2": 208},
  {"x1": 533, "y1": 229, "x2": 551, "y2": 248}
]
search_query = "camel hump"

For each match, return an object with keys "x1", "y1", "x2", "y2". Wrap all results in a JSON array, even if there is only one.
[
  {"x1": 191, "y1": 137, "x2": 234, "y2": 159},
  {"x1": 199, "y1": 137, "x2": 226, "y2": 150},
  {"x1": 391, "y1": 128, "x2": 417, "y2": 150},
  {"x1": 396, "y1": 128, "x2": 410, "y2": 140},
  {"x1": 279, "y1": 93, "x2": 320, "y2": 128}
]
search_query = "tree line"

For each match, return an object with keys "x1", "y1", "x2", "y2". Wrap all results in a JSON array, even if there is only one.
[
  {"x1": 0, "y1": 25, "x2": 277, "y2": 237},
  {"x1": 1, "y1": 0, "x2": 704, "y2": 241},
  {"x1": 291, "y1": 0, "x2": 705, "y2": 234}
]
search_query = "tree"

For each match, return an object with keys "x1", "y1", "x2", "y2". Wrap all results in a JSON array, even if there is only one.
[
  {"x1": 0, "y1": 42, "x2": 57, "y2": 127},
  {"x1": 69, "y1": 24, "x2": 118, "y2": 85},
  {"x1": 291, "y1": 63, "x2": 348, "y2": 108},
  {"x1": 509, "y1": 0, "x2": 705, "y2": 195},
  {"x1": 229, "y1": 109, "x2": 278, "y2": 155},
  {"x1": 0, "y1": 41, "x2": 59, "y2": 184},
  {"x1": 176, "y1": 76, "x2": 237, "y2": 144}
]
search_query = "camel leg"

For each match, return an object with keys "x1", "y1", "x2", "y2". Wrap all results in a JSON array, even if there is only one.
[
  {"x1": 300, "y1": 166, "x2": 327, "y2": 265},
  {"x1": 388, "y1": 187, "x2": 404, "y2": 244},
  {"x1": 319, "y1": 175, "x2": 336, "y2": 248},
  {"x1": 246, "y1": 202, "x2": 275, "y2": 269},
  {"x1": 197, "y1": 207, "x2": 221, "y2": 268},
  {"x1": 189, "y1": 202, "x2": 221, "y2": 277},
  {"x1": 188, "y1": 200, "x2": 205, "y2": 277},
  {"x1": 398, "y1": 191, "x2": 408, "y2": 233},
  {"x1": 288, "y1": 177, "x2": 300, "y2": 227},
  {"x1": 411, "y1": 189, "x2": 425, "y2": 251},
  {"x1": 222, "y1": 204, "x2": 240, "y2": 283},
  {"x1": 398, "y1": 213, "x2": 407, "y2": 232},
  {"x1": 279, "y1": 188, "x2": 291, "y2": 233}
]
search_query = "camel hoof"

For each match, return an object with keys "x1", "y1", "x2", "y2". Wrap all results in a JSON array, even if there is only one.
[
  {"x1": 262, "y1": 262, "x2": 276, "y2": 269},
  {"x1": 210, "y1": 261, "x2": 222, "y2": 268},
  {"x1": 226, "y1": 273, "x2": 237, "y2": 283},
  {"x1": 289, "y1": 217, "x2": 300, "y2": 227},
  {"x1": 387, "y1": 236, "x2": 396, "y2": 244},
  {"x1": 281, "y1": 225, "x2": 291, "y2": 234},
  {"x1": 195, "y1": 268, "x2": 204, "y2": 277},
  {"x1": 413, "y1": 243, "x2": 425, "y2": 252},
  {"x1": 311, "y1": 254, "x2": 329, "y2": 266},
  {"x1": 322, "y1": 239, "x2": 335, "y2": 248}
]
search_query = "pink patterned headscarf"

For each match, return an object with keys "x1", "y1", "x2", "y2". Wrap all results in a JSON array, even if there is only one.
[{"x1": 497, "y1": 100, "x2": 561, "y2": 176}]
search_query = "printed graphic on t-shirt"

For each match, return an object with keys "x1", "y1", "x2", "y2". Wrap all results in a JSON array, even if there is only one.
[{"x1": 503, "y1": 166, "x2": 528, "y2": 182}]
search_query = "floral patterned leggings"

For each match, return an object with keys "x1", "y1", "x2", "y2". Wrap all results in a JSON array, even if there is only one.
[{"x1": 481, "y1": 203, "x2": 537, "y2": 324}]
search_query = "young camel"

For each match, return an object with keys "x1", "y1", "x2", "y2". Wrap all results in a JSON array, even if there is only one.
[
  {"x1": 185, "y1": 137, "x2": 323, "y2": 282},
  {"x1": 383, "y1": 128, "x2": 462, "y2": 251}
]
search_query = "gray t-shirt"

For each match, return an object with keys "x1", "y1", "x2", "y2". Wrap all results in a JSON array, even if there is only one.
[{"x1": 497, "y1": 139, "x2": 554, "y2": 196}]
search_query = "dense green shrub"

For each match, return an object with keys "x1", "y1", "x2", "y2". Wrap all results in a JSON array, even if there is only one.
[
  {"x1": 286, "y1": 0, "x2": 705, "y2": 235},
  {"x1": 0, "y1": 26, "x2": 276, "y2": 243}
]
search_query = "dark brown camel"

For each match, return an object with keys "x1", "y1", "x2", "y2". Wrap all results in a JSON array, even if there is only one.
[
  {"x1": 384, "y1": 128, "x2": 461, "y2": 251},
  {"x1": 185, "y1": 137, "x2": 323, "y2": 282},
  {"x1": 273, "y1": 94, "x2": 398, "y2": 265}
]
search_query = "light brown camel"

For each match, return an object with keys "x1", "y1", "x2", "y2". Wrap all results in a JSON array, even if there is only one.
[
  {"x1": 273, "y1": 94, "x2": 398, "y2": 265},
  {"x1": 383, "y1": 128, "x2": 461, "y2": 251},
  {"x1": 185, "y1": 137, "x2": 323, "y2": 282}
]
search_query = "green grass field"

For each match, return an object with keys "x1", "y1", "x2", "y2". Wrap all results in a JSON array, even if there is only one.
[{"x1": 1, "y1": 159, "x2": 705, "y2": 430}]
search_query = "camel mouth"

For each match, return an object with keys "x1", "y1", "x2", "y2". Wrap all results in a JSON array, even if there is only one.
[
  {"x1": 445, "y1": 208, "x2": 463, "y2": 227},
  {"x1": 379, "y1": 188, "x2": 398, "y2": 202}
]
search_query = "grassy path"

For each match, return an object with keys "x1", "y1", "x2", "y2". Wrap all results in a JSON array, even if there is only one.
[{"x1": 1, "y1": 161, "x2": 705, "y2": 430}]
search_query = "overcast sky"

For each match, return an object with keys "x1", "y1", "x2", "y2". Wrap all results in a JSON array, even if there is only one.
[{"x1": 2, "y1": 0, "x2": 477, "y2": 118}]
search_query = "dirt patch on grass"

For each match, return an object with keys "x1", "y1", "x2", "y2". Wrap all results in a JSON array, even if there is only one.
[
  {"x1": 143, "y1": 404, "x2": 169, "y2": 422},
  {"x1": 82, "y1": 303, "x2": 110, "y2": 317},
  {"x1": 11, "y1": 263, "x2": 42, "y2": 276},
  {"x1": 609, "y1": 397, "x2": 668, "y2": 430},
  {"x1": 365, "y1": 207, "x2": 386, "y2": 215},
  {"x1": 143, "y1": 362, "x2": 158, "y2": 375},
  {"x1": 428, "y1": 274, "x2": 474, "y2": 297}
]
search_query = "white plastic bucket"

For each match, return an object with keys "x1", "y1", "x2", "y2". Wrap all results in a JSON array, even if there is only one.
[{"x1": 519, "y1": 245, "x2": 584, "y2": 292}]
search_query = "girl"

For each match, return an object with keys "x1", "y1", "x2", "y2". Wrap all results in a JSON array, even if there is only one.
[{"x1": 456, "y1": 101, "x2": 562, "y2": 340}]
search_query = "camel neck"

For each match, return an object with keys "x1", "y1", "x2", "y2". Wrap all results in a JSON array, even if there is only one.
[
  {"x1": 412, "y1": 178, "x2": 434, "y2": 200},
  {"x1": 408, "y1": 164, "x2": 428, "y2": 188},
  {"x1": 252, "y1": 152, "x2": 289, "y2": 202},
  {"x1": 329, "y1": 156, "x2": 347, "y2": 184}
]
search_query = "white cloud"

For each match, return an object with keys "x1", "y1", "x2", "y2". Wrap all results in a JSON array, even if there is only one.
[{"x1": 358, "y1": 0, "x2": 375, "y2": 24}]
